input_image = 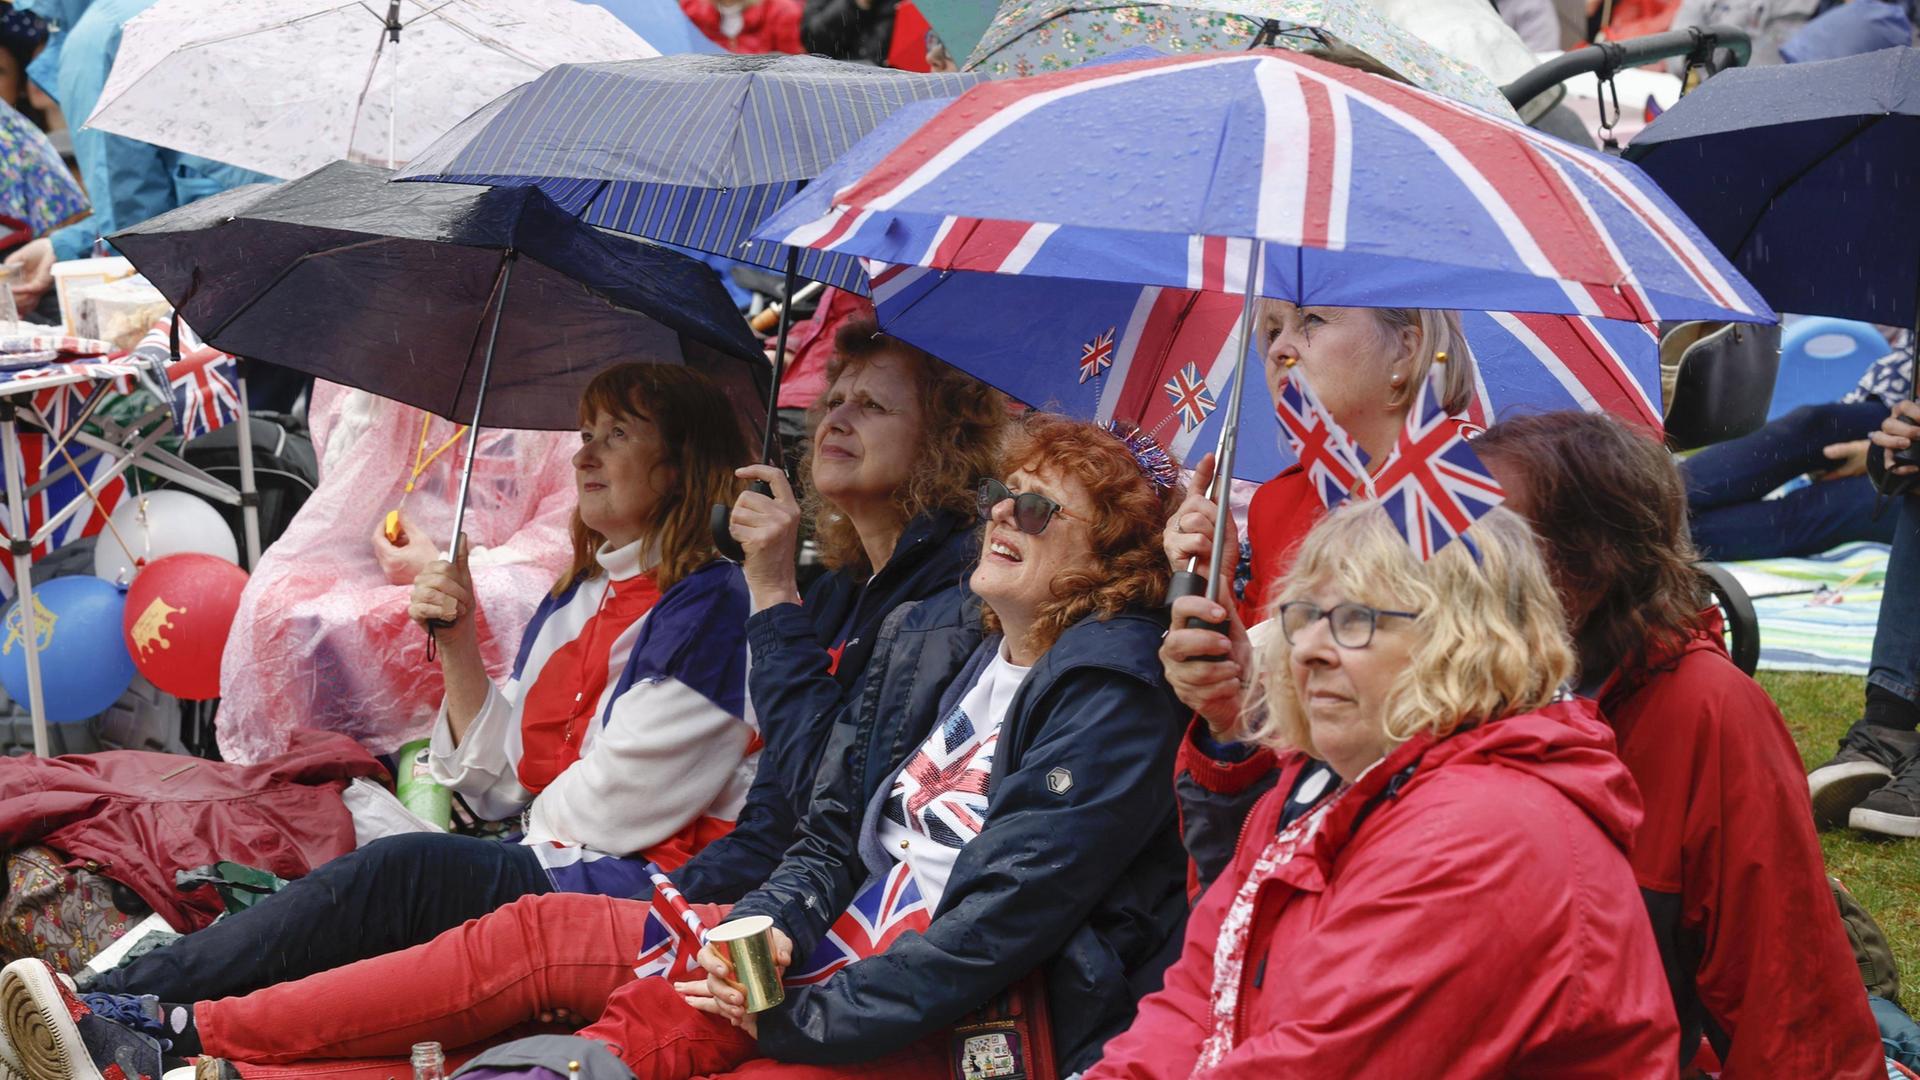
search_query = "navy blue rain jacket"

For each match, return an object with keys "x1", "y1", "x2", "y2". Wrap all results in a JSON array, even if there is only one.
[
  {"x1": 728, "y1": 587, "x2": 1190, "y2": 1074},
  {"x1": 670, "y1": 508, "x2": 978, "y2": 903}
]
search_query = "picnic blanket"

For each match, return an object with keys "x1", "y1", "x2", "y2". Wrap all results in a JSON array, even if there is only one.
[{"x1": 1722, "y1": 542, "x2": 1889, "y2": 676}]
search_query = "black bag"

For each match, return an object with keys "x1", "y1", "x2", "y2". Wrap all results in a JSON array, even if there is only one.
[{"x1": 171, "y1": 414, "x2": 318, "y2": 554}]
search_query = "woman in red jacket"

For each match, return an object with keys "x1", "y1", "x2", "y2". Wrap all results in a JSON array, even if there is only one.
[
  {"x1": 1474, "y1": 411, "x2": 1885, "y2": 1079},
  {"x1": 1091, "y1": 501, "x2": 1678, "y2": 1078},
  {"x1": 1159, "y1": 301, "x2": 1480, "y2": 888},
  {"x1": 681, "y1": 0, "x2": 805, "y2": 53}
]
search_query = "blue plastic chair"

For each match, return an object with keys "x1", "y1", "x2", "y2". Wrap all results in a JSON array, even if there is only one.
[{"x1": 1769, "y1": 317, "x2": 1891, "y2": 420}]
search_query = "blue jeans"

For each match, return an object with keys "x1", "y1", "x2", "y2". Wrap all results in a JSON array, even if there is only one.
[
  {"x1": 1682, "y1": 402, "x2": 1898, "y2": 561},
  {"x1": 88, "y1": 832, "x2": 550, "y2": 1005},
  {"x1": 1872, "y1": 490, "x2": 1920, "y2": 708}
]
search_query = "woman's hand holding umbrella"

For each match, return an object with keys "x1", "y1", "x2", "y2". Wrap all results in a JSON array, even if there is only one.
[
  {"x1": 729, "y1": 463, "x2": 806, "y2": 613},
  {"x1": 408, "y1": 538, "x2": 488, "y2": 742}
]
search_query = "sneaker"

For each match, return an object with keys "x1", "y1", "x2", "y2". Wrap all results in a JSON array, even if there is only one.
[
  {"x1": 0, "y1": 969, "x2": 76, "y2": 1080},
  {"x1": 1852, "y1": 753, "x2": 1920, "y2": 838},
  {"x1": 0, "y1": 959, "x2": 166, "y2": 1080},
  {"x1": 191, "y1": 1061, "x2": 238, "y2": 1080},
  {"x1": 1808, "y1": 719, "x2": 1920, "y2": 829}
]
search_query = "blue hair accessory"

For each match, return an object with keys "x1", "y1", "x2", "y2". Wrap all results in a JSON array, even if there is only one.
[{"x1": 1106, "y1": 421, "x2": 1180, "y2": 492}]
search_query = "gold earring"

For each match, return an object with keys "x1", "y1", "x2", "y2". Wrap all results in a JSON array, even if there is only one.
[{"x1": 1434, "y1": 350, "x2": 1448, "y2": 364}]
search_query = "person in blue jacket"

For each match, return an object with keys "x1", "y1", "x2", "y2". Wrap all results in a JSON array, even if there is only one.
[{"x1": 7, "y1": 0, "x2": 273, "y2": 310}]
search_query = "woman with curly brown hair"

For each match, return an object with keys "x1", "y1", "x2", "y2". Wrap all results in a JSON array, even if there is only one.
[
  {"x1": 684, "y1": 317, "x2": 1008, "y2": 904},
  {"x1": 142, "y1": 414, "x2": 1191, "y2": 1080},
  {"x1": 1473, "y1": 410, "x2": 1883, "y2": 1080}
]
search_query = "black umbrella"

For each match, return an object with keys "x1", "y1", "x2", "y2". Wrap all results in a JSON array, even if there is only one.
[
  {"x1": 113, "y1": 160, "x2": 771, "y2": 553},
  {"x1": 1627, "y1": 46, "x2": 1920, "y2": 463}
]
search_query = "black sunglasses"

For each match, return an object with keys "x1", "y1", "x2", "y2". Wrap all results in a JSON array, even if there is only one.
[{"x1": 976, "y1": 478, "x2": 1078, "y2": 536}]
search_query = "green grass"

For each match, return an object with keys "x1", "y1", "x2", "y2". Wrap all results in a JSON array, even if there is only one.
[{"x1": 1762, "y1": 670, "x2": 1920, "y2": 994}]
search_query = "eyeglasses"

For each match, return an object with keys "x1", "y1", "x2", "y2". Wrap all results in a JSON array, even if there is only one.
[
  {"x1": 976, "y1": 478, "x2": 1077, "y2": 536},
  {"x1": 1277, "y1": 601, "x2": 1420, "y2": 649}
]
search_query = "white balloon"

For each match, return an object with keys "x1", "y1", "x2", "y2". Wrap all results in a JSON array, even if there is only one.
[{"x1": 92, "y1": 490, "x2": 239, "y2": 585}]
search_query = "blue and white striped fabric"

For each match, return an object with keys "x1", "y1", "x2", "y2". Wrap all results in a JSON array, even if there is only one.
[
  {"x1": 763, "y1": 49, "x2": 1774, "y2": 325},
  {"x1": 396, "y1": 55, "x2": 980, "y2": 292}
]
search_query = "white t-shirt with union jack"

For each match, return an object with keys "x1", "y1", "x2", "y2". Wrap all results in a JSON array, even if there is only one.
[{"x1": 876, "y1": 646, "x2": 1033, "y2": 911}]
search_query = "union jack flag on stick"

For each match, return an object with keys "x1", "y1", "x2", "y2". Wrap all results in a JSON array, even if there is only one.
[
  {"x1": 1371, "y1": 367, "x2": 1505, "y2": 561},
  {"x1": 632, "y1": 871, "x2": 711, "y2": 982},
  {"x1": 131, "y1": 320, "x2": 240, "y2": 439},
  {"x1": 1274, "y1": 365, "x2": 1372, "y2": 510}
]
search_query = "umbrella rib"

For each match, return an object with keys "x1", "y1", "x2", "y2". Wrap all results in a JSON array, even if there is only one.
[
  {"x1": 1725, "y1": 113, "x2": 1886, "y2": 264},
  {"x1": 450, "y1": 252, "x2": 514, "y2": 420},
  {"x1": 203, "y1": 235, "x2": 406, "y2": 340}
]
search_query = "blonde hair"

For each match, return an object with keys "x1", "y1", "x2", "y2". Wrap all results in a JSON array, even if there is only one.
[
  {"x1": 1237, "y1": 502, "x2": 1573, "y2": 757},
  {"x1": 1376, "y1": 308, "x2": 1478, "y2": 416}
]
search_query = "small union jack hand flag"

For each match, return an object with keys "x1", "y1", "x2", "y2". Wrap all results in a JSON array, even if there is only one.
[
  {"x1": 631, "y1": 871, "x2": 712, "y2": 983},
  {"x1": 1078, "y1": 327, "x2": 1116, "y2": 383},
  {"x1": 1275, "y1": 366, "x2": 1372, "y2": 511},
  {"x1": 1371, "y1": 368, "x2": 1505, "y2": 561},
  {"x1": 1163, "y1": 362, "x2": 1217, "y2": 433}
]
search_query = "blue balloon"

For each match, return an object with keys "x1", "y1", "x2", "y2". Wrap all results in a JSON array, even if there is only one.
[{"x1": 0, "y1": 576, "x2": 135, "y2": 723}]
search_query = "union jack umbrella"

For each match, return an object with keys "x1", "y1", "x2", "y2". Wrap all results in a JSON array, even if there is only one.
[{"x1": 757, "y1": 86, "x2": 1676, "y2": 483}]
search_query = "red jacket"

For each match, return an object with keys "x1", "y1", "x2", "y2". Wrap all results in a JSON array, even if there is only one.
[
  {"x1": 680, "y1": 0, "x2": 805, "y2": 54},
  {"x1": 0, "y1": 731, "x2": 385, "y2": 930},
  {"x1": 1598, "y1": 631, "x2": 1884, "y2": 1079},
  {"x1": 1097, "y1": 701, "x2": 1678, "y2": 1078}
]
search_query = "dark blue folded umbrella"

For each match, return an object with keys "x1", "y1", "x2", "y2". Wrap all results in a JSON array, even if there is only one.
[
  {"x1": 112, "y1": 159, "x2": 769, "y2": 550},
  {"x1": 1626, "y1": 46, "x2": 1919, "y2": 331}
]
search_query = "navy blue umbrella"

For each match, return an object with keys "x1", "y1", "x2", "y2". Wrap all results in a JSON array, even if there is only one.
[
  {"x1": 1627, "y1": 47, "x2": 1918, "y2": 330},
  {"x1": 398, "y1": 53, "x2": 979, "y2": 553},
  {"x1": 1628, "y1": 46, "x2": 1919, "y2": 464},
  {"x1": 113, "y1": 160, "x2": 768, "y2": 555}
]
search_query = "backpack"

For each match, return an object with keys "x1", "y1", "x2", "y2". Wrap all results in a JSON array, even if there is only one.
[
  {"x1": 0, "y1": 846, "x2": 151, "y2": 974},
  {"x1": 1832, "y1": 876, "x2": 1900, "y2": 1003},
  {"x1": 170, "y1": 413, "x2": 319, "y2": 555}
]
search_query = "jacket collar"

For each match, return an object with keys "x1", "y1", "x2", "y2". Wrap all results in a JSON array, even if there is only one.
[{"x1": 594, "y1": 537, "x2": 658, "y2": 583}]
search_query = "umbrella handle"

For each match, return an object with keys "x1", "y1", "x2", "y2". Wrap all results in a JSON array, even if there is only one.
[
  {"x1": 710, "y1": 480, "x2": 771, "y2": 562},
  {"x1": 1168, "y1": 567, "x2": 1229, "y2": 646}
]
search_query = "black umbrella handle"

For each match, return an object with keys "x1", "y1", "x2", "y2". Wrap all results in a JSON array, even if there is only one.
[{"x1": 711, "y1": 481, "x2": 771, "y2": 562}]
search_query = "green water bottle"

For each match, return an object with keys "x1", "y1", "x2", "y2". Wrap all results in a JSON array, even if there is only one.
[{"x1": 394, "y1": 738, "x2": 452, "y2": 830}]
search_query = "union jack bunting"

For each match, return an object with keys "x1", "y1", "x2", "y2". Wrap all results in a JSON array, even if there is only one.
[
  {"x1": 0, "y1": 430, "x2": 127, "y2": 596},
  {"x1": 1371, "y1": 369, "x2": 1505, "y2": 561},
  {"x1": 131, "y1": 320, "x2": 240, "y2": 439},
  {"x1": 1163, "y1": 362, "x2": 1217, "y2": 434},
  {"x1": 1274, "y1": 367, "x2": 1371, "y2": 510},
  {"x1": 1078, "y1": 327, "x2": 1115, "y2": 383},
  {"x1": 784, "y1": 861, "x2": 931, "y2": 986},
  {"x1": 631, "y1": 871, "x2": 711, "y2": 983}
]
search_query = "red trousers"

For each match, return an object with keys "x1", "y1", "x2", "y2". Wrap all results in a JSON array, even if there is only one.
[{"x1": 197, "y1": 892, "x2": 949, "y2": 1080}]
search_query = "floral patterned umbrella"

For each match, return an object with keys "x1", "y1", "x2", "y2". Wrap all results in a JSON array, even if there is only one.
[
  {"x1": 0, "y1": 96, "x2": 85, "y2": 238},
  {"x1": 964, "y1": 0, "x2": 1519, "y2": 119},
  {"x1": 83, "y1": 0, "x2": 661, "y2": 180}
]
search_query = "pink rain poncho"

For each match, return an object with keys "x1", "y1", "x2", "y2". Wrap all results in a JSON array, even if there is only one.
[{"x1": 216, "y1": 381, "x2": 577, "y2": 763}]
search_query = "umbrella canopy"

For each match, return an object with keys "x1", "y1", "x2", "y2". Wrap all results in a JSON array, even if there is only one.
[
  {"x1": 0, "y1": 95, "x2": 85, "y2": 235},
  {"x1": 769, "y1": 97, "x2": 1662, "y2": 480},
  {"x1": 1626, "y1": 46, "x2": 1920, "y2": 330},
  {"x1": 965, "y1": 0, "x2": 1519, "y2": 119},
  {"x1": 396, "y1": 53, "x2": 979, "y2": 292},
  {"x1": 771, "y1": 49, "x2": 1772, "y2": 325},
  {"x1": 919, "y1": 0, "x2": 1002, "y2": 61},
  {"x1": 592, "y1": 0, "x2": 725, "y2": 54},
  {"x1": 85, "y1": 0, "x2": 662, "y2": 180},
  {"x1": 110, "y1": 160, "x2": 768, "y2": 432}
]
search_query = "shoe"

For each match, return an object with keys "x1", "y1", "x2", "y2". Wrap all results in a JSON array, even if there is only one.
[
  {"x1": 191, "y1": 1060, "x2": 238, "y2": 1080},
  {"x1": 0, "y1": 959, "x2": 166, "y2": 1080},
  {"x1": 1808, "y1": 719, "x2": 1920, "y2": 829},
  {"x1": 0, "y1": 969, "x2": 77, "y2": 1080},
  {"x1": 1852, "y1": 752, "x2": 1920, "y2": 838}
]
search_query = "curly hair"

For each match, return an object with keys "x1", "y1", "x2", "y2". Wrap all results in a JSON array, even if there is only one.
[
  {"x1": 979, "y1": 415, "x2": 1183, "y2": 654},
  {"x1": 1472, "y1": 410, "x2": 1704, "y2": 676},
  {"x1": 801, "y1": 317, "x2": 1008, "y2": 574},
  {"x1": 1241, "y1": 503, "x2": 1573, "y2": 754},
  {"x1": 555, "y1": 364, "x2": 751, "y2": 596}
]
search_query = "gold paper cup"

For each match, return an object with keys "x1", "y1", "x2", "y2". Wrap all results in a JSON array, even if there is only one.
[{"x1": 709, "y1": 916, "x2": 785, "y2": 1013}]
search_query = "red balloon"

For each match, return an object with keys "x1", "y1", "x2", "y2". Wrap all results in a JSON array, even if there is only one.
[{"x1": 121, "y1": 552, "x2": 248, "y2": 700}]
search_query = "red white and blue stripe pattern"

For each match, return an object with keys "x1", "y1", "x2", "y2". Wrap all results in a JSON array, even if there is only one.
[
  {"x1": 630, "y1": 862, "x2": 933, "y2": 988},
  {"x1": 784, "y1": 861, "x2": 931, "y2": 986},
  {"x1": 762, "y1": 50, "x2": 1771, "y2": 325},
  {"x1": 1373, "y1": 369, "x2": 1506, "y2": 560},
  {"x1": 130, "y1": 320, "x2": 240, "y2": 440},
  {"x1": 1275, "y1": 367, "x2": 1370, "y2": 509}
]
